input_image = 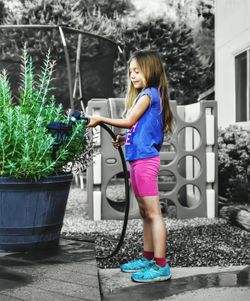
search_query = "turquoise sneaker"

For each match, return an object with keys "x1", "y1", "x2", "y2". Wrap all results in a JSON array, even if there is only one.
[
  {"x1": 131, "y1": 262, "x2": 172, "y2": 282},
  {"x1": 120, "y1": 257, "x2": 154, "y2": 273}
]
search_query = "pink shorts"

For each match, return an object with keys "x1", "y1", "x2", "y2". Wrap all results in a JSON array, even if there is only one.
[{"x1": 129, "y1": 156, "x2": 160, "y2": 197}]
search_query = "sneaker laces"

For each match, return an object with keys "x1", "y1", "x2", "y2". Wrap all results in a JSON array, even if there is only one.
[
  {"x1": 133, "y1": 260, "x2": 156, "y2": 274},
  {"x1": 132, "y1": 257, "x2": 150, "y2": 266}
]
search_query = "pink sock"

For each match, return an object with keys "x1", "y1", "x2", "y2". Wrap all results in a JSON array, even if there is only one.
[
  {"x1": 155, "y1": 257, "x2": 167, "y2": 267},
  {"x1": 143, "y1": 250, "x2": 154, "y2": 260}
]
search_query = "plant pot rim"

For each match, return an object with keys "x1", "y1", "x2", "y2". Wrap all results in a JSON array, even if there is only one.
[{"x1": 0, "y1": 173, "x2": 73, "y2": 184}]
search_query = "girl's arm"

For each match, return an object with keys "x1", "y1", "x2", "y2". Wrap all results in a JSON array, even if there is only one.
[{"x1": 87, "y1": 95, "x2": 151, "y2": 128}]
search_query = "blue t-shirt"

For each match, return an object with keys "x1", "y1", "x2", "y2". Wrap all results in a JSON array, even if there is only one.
[{"x1": 125, "y1": 87, "x2": 163, "y2": 161}]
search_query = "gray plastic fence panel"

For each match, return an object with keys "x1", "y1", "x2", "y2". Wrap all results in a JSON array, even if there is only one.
[{"x1": 86, "y1": 98, "x2": 218, "y2": 220}]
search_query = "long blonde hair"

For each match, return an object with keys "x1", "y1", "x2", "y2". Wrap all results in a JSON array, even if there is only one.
[{"x1": 124, "y1": 50, "x2": 173, "y2": 133}]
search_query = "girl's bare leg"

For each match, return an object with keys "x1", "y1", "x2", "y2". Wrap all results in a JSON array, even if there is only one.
[
  {"x1": 137, "y1": 197, "x2": 154, "y2": 252},
  {"x1": 138, "y1": 196, "x2": 166, "y2": 258}
]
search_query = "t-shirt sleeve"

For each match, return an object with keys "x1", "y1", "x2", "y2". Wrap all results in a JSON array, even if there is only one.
[{"x1": 137, "y1": 88, "x2": 153, "y2": 104}]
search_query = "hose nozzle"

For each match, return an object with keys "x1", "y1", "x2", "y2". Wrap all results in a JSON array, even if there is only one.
[{"x1": 70, "y1": 111, "x2": 90, "y2": 125}]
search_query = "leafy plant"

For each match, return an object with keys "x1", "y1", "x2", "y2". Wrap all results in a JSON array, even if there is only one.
[
  {"x1": 0, "y1": 47, "x2": 91, "y2": 180},
  {"x1": 218, "y1": 125, "x2": 250, "y2": 204}
]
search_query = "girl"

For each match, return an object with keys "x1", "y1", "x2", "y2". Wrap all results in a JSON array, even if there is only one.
[{"x1": 87, "y1": 50, "x2": 173, "y2": 283}]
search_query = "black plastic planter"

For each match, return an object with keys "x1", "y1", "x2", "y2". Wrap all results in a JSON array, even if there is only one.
[{"x1": 0, "y1": 173, "x2": 72, "y2": 252}]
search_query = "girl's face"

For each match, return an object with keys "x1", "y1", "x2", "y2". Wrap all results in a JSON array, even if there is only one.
[{"x1": 129, "y1": 58, "x2": 146, "y2": 90}]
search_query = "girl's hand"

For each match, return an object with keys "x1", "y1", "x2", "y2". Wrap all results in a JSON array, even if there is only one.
[
  {"x1": 87, "y1": 116, "x2": 102, "y2": 127},
  {"x1": 112, "y1": 134, "x2": 126, "y2": 149}
]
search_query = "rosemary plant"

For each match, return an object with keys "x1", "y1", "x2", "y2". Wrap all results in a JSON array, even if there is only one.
[{"x1": 0, "y1": 48, "x2": 91, "y2": 180}]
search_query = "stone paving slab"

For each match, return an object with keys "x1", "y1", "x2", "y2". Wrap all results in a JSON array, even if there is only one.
[{"x1": 0, "y1": 238, "x2": 101, "y2": 301}]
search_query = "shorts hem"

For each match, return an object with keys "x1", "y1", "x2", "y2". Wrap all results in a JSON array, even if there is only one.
[{"x1": 134, "y1": 194, "x2": 159, "y2": 198}]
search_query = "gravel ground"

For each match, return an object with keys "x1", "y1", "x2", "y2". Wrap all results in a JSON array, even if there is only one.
[{"x1": 62, "y1": 186, "x2": 250, "y2": 269}]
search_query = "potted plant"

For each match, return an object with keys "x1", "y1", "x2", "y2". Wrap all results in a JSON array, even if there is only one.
[{"x1": 0, "y1": 47, "x2": 91, "y2": 252}]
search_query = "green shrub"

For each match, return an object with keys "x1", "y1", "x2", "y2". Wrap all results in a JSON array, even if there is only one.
[
  {"x1": 0, "y1": 1, "x2": 7, "y2": 24},
  {"x1": 2, "y1": 0, "x2": 214, "y2": 104},
  {"x1": 113, "y1": 19, "x2": 213, "y2": 103},
  {"x1": 0, "y1": 48, "x2": 89, "y2": 180},
  {"x1": 71, "y1": 0, "x2": 133, "y2": 20},
  {"x1": 2, "y1": 0, "x2": 76, "y2": 62},
  {"x1": 218, "y1": 125, "x2": 250, "y2": 203}
]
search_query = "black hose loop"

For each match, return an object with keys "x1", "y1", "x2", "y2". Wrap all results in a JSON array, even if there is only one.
[{"x1": 96, "y1": 123, "x2": 130, "y2": 260}]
